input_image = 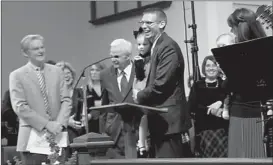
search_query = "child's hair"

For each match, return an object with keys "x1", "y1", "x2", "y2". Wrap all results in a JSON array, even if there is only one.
[
  {"x1": 133, "y1": 27, "x2": 148, "y2": 81},
  {"x1": 133, "y1": 27, "x2": 144, "y2": 39}
]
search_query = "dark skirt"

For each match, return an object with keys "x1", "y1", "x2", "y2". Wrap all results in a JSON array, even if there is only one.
[
  {"x1": 228, "y1": 102, "x2": 266, "y2": 158},
  {"x1": 198, "y1": 128, "x2": 228, "y2": 157}
]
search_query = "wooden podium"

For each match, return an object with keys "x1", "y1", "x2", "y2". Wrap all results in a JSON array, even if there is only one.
[
  {"x1": 89, "y1": 102, "x2": 168, "y2": 159},
  {"x1": 69, "y1": 132, "x2": 114, "y2": 164}
]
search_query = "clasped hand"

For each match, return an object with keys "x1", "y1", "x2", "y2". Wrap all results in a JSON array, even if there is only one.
[
  {"x1": 207, "y1": 101, "x2": 222, "y2": 117},
  {"x1": 45, "y1": 121, "x2": 63, "y2": 135}
]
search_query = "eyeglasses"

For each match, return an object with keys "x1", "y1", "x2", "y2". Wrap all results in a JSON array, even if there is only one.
[{"x1": 138, "y1": 21, "x2": 160, "y2": 26}]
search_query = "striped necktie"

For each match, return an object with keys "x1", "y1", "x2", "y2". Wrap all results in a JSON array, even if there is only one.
[
  {"x1": 120, "y1": 71, "x2": 128, "y2": 97},
  {"x1": 36, "y1": 68, "x2": 52, "y2": 120}
]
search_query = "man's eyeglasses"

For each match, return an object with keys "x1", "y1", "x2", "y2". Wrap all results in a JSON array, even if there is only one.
[{"x1": 138, "y1": 21, "x2": 160, "y2": 26}]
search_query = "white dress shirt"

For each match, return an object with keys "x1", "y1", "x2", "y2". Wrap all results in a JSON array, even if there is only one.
[
  {"x1": 117, "y1": 62, "x2": 132, "y2": 91},
  {"x1": 151, "y1": 33, "x2": 162, "y2": 56}
]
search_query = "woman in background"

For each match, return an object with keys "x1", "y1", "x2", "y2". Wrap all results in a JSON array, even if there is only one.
[
  {"x1": 56, "y1": 61, "x2": 83, "y2": 142},
  {"x1": 188, "y1": 55, "x2": 229, "y2": 157},
  {"x1": 85, "y1": 63, "x2": 105, "y2": 134},
  {"x1": 226, "y1": 8, "x2": 268, "y2": 158}
]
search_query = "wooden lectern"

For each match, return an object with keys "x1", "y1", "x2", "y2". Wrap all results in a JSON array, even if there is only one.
[
  {"x1": 89, "y1": 102, "x2": 168, "y2": 159},
  {"x1": 69, "y1": 132, "x2": 114, "y2": 164}
]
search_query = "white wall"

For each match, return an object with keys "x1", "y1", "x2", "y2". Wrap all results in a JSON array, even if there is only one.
[
  {"x1": 2, "y1": 1, "x2": 272, "y2": 97},
  {"x1": 1, "y1": 1, "x2": 91, "y2": 96}
]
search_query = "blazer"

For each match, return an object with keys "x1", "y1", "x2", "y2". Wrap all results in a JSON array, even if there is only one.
[
  {"x1": 100, "y1": 63, "x2": 139, "y2": 147},
  {"x1": 9, "y1": 62, "x2": 72, "y2": 151},
  {"x1": 137, "y1": 32, "x2": 192, "y2": 135}
]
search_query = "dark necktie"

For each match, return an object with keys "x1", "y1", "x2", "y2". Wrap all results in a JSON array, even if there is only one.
[{"x1": 120, "y1": 71, "x2": 128, "y2": 97}]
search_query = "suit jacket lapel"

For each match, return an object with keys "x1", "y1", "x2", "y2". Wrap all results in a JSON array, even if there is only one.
[
  {"x1": 124, "y1": 62, "x2": 135, "y2": 100},
  {"x1": 25, "y1": 63, "x2": 40, "y2": 90},
  {"x1": 109, "y1": 66, "x2": 123, "y2": 102},
  {"x1": 146, "y1": 33, "x2": 166, "y2": 84}
]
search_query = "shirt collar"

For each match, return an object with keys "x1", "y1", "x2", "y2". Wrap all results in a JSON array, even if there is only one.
[
  {"x1": 152, "y1": 33, "x2": 162, "y2": 49},
  {"x1": 117, "y1": 62, "x2": 132, "y2": 76},
  {"x1": 28, "y1": 61, "x2": 44, "y2": 71},
  {"x1": 151, "y1": 33, "x2": 162, "y2": 55}
]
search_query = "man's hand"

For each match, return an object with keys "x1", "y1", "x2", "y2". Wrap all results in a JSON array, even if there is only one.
[
  {"x1": 45, "y1": 121, "x2": 63, "y2": 135},
  {"x1": 68, "y1": 114, "x2": 82, "y2": 130}
]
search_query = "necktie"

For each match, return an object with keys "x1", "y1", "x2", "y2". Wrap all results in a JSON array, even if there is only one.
[
  {"x1": 120, "y1": 71, "x2": 128, "y2": 97},
  {"x1": 36, "y1": 69, "x2": 52, "y2": 120}
]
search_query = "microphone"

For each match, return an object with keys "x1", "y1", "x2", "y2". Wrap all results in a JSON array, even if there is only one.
[{"x1": 73, "y1": 56, "x2": 118, "y2": 89}]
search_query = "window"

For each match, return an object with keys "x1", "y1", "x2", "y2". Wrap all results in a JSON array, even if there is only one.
[{"x1": 89, "y1": 1, "x2": 172, "y2": 25}]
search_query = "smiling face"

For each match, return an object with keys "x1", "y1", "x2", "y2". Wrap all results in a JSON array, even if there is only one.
[
  {"x1": 136, "y1": 34, "x2": 151, "y2": 55},
  {"x1": 63, "y1": 67, "x2": 73, "y2": 86},
  {"x1": 110, "y1": 46, "x2": 130, "y2": 70},
  {"x1": 140, "y1": 12, "x2": 165, "y2": 42},
  {"x1": 205, "y1": 59, "x2": 219, "y2": 80},
  {"x1": 25, "y1": 39, "x2": 46, "y2": 65}
]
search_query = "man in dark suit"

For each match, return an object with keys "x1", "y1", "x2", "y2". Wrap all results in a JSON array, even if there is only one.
[
  {"x1": 100, "y1": 39, "x2": 140, "y2": 158},
  {"x1": 134, "y1": 8, "x2": 192, "y2": 158}
]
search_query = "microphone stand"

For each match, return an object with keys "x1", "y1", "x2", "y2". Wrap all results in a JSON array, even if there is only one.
[
  {"x1": 184, "y1": 1, "x2": 201, "y2": 83},
  {"x1": 184, "y1": 1, "x2": 202, "y2": 157},
  {"x1": 73, "y1": 56, "x2": 113, "y2": 89},
  {"x1": 73, "y1": 56, "x2": 113, "y2": 126}
]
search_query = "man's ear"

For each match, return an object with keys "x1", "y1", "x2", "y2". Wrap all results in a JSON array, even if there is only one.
[
  {"x1": 21, "y1": 50, "x2": 28, "y2": 58},
  {"x1": 159, "y1": 21, "x2": 166, "y2": 29}
]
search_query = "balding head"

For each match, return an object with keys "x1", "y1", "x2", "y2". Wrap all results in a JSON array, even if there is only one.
[
  {"x1": 110, "y1": 39, "x2": 132, "y2": 57},
  {"x1": 216, "y1": 33, "x2": 236, "y2": 47},
  {"x1": 110, "y1": 39, "x2": 132, "y2": 70}
]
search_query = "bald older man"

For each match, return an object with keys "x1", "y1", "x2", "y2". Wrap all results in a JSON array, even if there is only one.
[{"x1": 99, "y1": 39, "x2": 141, "y2": 159}]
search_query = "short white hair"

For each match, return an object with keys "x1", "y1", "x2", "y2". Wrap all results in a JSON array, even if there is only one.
[
  {"x1": 21, "y1": 34, "x2": 44, "y2": 53},
  {"x1": 216, "y1": 33, "x2": 236, "y2": 45},
  {"x1": 110, "y1": 39, "x2": 132, "y2": 56}
]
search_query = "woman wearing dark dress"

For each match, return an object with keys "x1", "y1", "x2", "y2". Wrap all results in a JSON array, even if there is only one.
[
  {"x1": 85, "y1": 63, "x2": 105, "y2": 134},
  {"x1": 188, "y1": 56, "x2": 229, "y2": 157},
  {"x1": 226, "y1": 8, "x2": 270, "y2": 158}
]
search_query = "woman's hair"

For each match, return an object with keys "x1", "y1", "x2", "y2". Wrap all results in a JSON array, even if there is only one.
[
  {"x1": 87, "y1": 63, "x2": 105, "y2": 90},
  {"x1": 56, "y1": 61, "x2": 76, "y2": 86},
  {"x1": 201, "y1": 55, "x2": 219, "y2": 77},
  {"x1": 227, "y1": 8, "x2": 266, "y2": 42}
]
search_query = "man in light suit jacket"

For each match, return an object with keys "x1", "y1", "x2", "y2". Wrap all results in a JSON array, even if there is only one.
[
  {"x1": 134, "y1": 8, "x2": 192, "y2": 158},
  {"x1": 100, "y1": 39, "x2": 141, "y2": 159},
  {"x1": 9, "y1": 34, "x2": 72, "y2": 165}
]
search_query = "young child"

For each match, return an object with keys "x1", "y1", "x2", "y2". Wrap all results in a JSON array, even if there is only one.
[
  {"x1": 132, "y1": 27, "x2": 152, "y2": 157},
  {"x1": 215, "y1": 32, "x2": 236, "y2": 120}
]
